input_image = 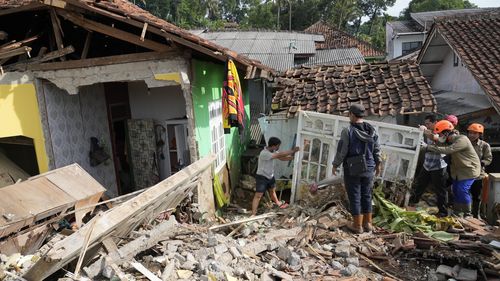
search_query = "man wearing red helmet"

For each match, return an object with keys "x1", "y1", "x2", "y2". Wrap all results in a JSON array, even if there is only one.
[
  {"x1": 467, "y1": 123, "x2": 492, "y2": 218},
  {"x1": 422, "y1": 120, "x2": 481, "y2": 215}
]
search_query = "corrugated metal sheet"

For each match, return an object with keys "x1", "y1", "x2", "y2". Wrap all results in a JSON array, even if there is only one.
[
  {"x1": 298, "y1": 48, "x2": 365, "y2": 66},
  {"x1": 198, "y1": 31, "x2": 323, "y2": 55},
  {"x1": 247, "y1": 53, "x2": 295, "y2": 71},
  {"x1": 387, "y1": 21, "x2": 423, "y2": 33}
]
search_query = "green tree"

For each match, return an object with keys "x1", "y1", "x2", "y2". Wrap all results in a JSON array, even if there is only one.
[
  {"x1": 242, "y1": 0, "x2": 278, "y2": 29},
  {"x1": 401, "y1": 0, "x2": 477, "y2": 19},
  {"x1": 324, "y1": 0, "x2": 359, "y2": 30}
]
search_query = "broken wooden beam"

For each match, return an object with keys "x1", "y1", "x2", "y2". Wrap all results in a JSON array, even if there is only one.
[
  {"x1": 49, "y1": 8, "x2": 66, "y2": 61},
  {"x1": 0, "y1": 46, "x2": 31, "y2": 60},
  {"x1": 81, "y1": 31, "x2": 92, "y2": 59},
  {"x1": 83, "y1": 216, "x2": 178, "y2": 278},
  {"x1": 27, "y1": 50, "x2": 178, "y2": 71},
  {"x1": 55, "y1": 9, "x2": 170, "y2": 52},
  {"x1": 24, "y1": 155, "x2": 215, "y2": 281},
  {"x1": 208, "y1": 212, "x2": 279, "y2": 231},
  {"x1": 7, "y1": 45, "x2": 74, "y2": 71}
]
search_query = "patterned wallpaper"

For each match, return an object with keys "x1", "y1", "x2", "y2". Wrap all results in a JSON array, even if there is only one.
[{"x1": 38, "y1": 81, "x2": 118, "y2": 196}]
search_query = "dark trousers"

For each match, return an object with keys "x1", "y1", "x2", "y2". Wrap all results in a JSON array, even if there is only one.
[
  {"x1": 345, "y1": 175, "x2": 374, "y2": 216},
  {"x1": 470, "y1": 179, "x2": 483, "y2": 218},
  {"x1": 410, "y1": 168, "x2": 448, "y2": 215}
]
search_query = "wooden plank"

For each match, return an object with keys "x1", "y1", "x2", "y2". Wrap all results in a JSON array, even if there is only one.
[
  {"x1": 0, "y1": 2, "x2": 46, "y2": 17},
  {"x1": 0, "y1": 35, "x2": 39, "y2": 51},
  {"x1": 140, "y1": 22, "x2": 148, "y2": 42},
  {"x1": 45, "y1": 164, "x2": 106, "y2": 200},
  {"x1": 0, "y1": 46, "x2": 31, "y2": 60},
  {"x1": 7, "y1": 45, "x2": 74, "y2": 71},
  {"x1": 208, "y1": 212, "x2": 279, "y2": 231},
  {"x1": 131, "y1": 262, "x2": 162, "y2": 281},
  {"x1": 24, "y1": 155, "x2": 215, "y2": 281},
  {"x1": 0, "y1": 224, "x2": 50, "y2": 256},
  {"x1": 49, "y1": 8, "x2": 65, "y2": 61},
  {"x1": 64, "y1": 0, "x2": 227, "y2": 62},
  {"x1": 84, "y1": 216, "x2": 177, "y2": 278},
  {"x1": 81, "y1": 31, "x2": 92, "y2": 59},
  {"x1": 197, "y1": 167, "x2": 215, "y2": 219},
  {"x1": 28, "y1": 50, "x2": 178, "y2": 71},
  {"x1": 56, "y1": 9, "x2": 170, "y2": 52}
]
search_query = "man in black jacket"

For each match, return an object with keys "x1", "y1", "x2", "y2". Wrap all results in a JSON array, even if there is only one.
[{"x1": 332, "y1": 104, "x2": 381, "y2": 234}]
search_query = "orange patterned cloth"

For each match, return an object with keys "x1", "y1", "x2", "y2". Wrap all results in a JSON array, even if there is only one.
[{"x1": 222, "y1": 59, "x2": 245, "y2": 134}]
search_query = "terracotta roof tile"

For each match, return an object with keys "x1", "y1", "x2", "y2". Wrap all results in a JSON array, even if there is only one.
[
  {"x1": 433, "y1": 11, "x2": 500, "y2": 111},
  {"x1": 272, "y1": 62, "x2": 436, "y2": 118},
  {"x1": 304, "y1": 21, "x2": 385, "y2": 58}
]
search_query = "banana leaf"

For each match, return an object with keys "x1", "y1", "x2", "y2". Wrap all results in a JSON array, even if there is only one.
[{"x1": 373, "y1": 186, "x2": 460, "y2": 242}]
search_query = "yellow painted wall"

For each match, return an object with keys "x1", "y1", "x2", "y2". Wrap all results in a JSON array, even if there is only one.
[{"x1": 0, "y1": 83, "x2": 49, "y2": 173}]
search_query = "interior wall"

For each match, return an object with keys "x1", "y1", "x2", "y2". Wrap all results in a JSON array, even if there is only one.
[
  {"x1": 39, "y1": 81, "x2": 118, "y2": 196},
  {"x1": 128, "y1": 81, "x2": 186, "y2": 120},
  {"x1": 0, "y1": 73, "x2": 49, "y2": 173}
]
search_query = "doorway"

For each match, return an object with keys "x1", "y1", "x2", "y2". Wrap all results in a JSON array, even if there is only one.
[{"x1": 104, "y1": 82, "x2": 133, "y2": 195}]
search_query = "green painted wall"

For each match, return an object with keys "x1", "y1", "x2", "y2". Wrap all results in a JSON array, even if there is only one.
[{"x1": 192, "y1": 59, "x2": 250, "y2": 189}]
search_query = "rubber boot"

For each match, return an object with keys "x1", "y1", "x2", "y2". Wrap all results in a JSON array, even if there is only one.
[
  {"x1": 347, "y1": 215, "x2": 363, "y2": 234},
  {"x1": 363, "y1": 213, "x2": 373, "y2": 232},
  {"x1": 471, "y1": 199, "x2": 480, "y2": 219}
]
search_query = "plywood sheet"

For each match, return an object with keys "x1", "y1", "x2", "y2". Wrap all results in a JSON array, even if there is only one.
[{"x1": 44, "y1": 164, "x2": 106, "y2": 200}]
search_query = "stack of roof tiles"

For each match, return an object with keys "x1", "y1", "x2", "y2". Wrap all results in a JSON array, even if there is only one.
[
  {"x1": 272, "y1": 62, "x2": 436, "y2": 118},
  {"x1": 432, "y1": 11, "x2": 500, "y2": 108},
  {"x1": 305, "y1": 21, "x2": 385, "y2": 58}
]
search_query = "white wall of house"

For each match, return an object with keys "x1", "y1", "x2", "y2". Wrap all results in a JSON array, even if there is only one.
[
  {"x1": 128, "y1": 81, "x2": 186, "y2": 120},
  {"x1": 432, "y1": 50, "x2": 485, "y2": 94},
  {"x1": 388, "y1": 33, "x2": 425, "y2": 60}
]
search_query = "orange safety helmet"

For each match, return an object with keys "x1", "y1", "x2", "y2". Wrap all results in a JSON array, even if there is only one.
[
  {"x1": 434, "y1": 120, "x2": 454, "y2": 134},
  {"x1": 468, "y1": 123, "x2": 484, "y2": 134}
]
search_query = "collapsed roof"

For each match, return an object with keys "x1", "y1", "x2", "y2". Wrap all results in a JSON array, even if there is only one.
[{"x1": 0, "y1": 0, "x2": 273, "y2": 77}]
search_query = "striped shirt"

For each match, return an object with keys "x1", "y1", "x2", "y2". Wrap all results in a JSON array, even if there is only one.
[{"x1": 423, "y1": 138, "x2": 447, "y2": 171}]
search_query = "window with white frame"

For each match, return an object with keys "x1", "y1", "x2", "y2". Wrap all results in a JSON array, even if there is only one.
[{"x1": 209, "y1": 100, "x2": 226, "y2": 172}]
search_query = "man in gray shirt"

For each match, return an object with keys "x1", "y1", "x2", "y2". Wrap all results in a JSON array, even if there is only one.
[{"x1": 252, "y1": 137, "x2": 299, "y2": 216}]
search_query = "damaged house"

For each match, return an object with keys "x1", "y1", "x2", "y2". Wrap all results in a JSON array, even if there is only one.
[
  {"x1": 0, "y1": 0, "x2": 271, "y2": 202},
  {"x1": 259, "y1": 62, "x2": 435, "y2": 200},
  {"x1": 417, "y1": 10, "x2": 500, "y2": 173}
]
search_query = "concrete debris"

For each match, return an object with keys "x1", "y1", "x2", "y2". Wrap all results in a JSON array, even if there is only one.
[{"x1": 2, "y1": 164, "x2": 500, "y2": 281}]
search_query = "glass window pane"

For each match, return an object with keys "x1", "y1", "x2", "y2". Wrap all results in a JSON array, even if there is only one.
[
  {"x1": 311, "y1": 138, "x2": 321, "y2": 162},
  {"x1": 309, "y1": 164, "x2": 318, "y2": 181},
  {"x1": 321, "y1": 143, "x2": 329, "y2": 164}
]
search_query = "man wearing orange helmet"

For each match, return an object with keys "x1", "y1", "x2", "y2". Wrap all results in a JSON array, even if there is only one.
[
  {"x1": 467, "y1": 123, "x2": 492, "y2": 218},
  {"x1": 422, "y1": 120, "x2": 481, "y2": 215}
]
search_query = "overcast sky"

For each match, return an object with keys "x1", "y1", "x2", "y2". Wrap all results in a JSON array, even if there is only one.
[{"x1": 385, "y1": 0, "x2": 500, "y2": 17}]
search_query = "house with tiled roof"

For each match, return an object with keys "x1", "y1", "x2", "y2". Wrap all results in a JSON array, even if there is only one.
[
  {"x1": 0, "y1": 0, "x2": 271, "y2": 201},
  {"x1": 417, "y1": 10, "x2": 500, "y2": 146},
  {"x1": 271, "y1": 62, "x2": 435, "y2": 120},
  {"x1": 305, "y1": 21, "x2": 385, "y2": 61},
  {"x1": 386, "y1": 8, "x2": 498, "y2": 60}
]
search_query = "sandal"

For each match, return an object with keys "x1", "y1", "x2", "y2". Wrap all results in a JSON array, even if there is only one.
[{"x1": 279, "y1": 202, "x2": 289, "y2": 209}]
